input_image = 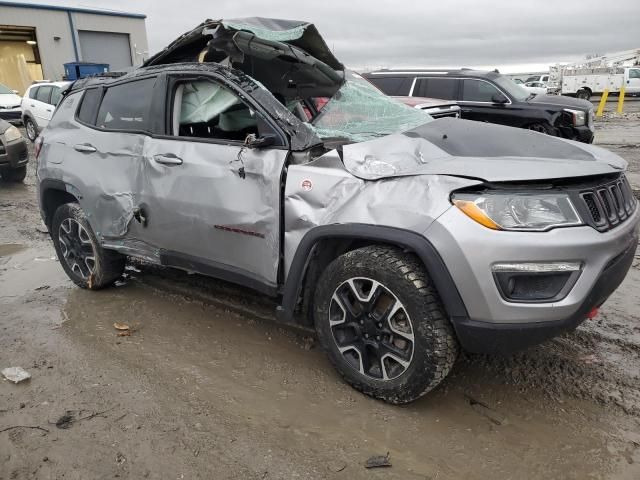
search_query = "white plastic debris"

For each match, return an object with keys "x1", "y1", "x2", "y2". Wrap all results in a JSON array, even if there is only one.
[{"x1": 2, "y1": 367, "x2": 31, "y2": 384}]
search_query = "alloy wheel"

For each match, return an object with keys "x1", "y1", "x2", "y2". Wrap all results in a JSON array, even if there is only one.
[
  {"x1": 26, "y1": 120, "x2": 37, "y2": 141},
  {"x1": 329, "y1": 277, "x2": 414, "y2": 381},
  {"x1": 58, "y1": 218, "x2": 96, "y2": 279}
]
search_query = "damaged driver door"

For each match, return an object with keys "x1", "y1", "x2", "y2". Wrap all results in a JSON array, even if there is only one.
[{"x1": 141, "y1": 74, "x2": 288, "y2": 292}]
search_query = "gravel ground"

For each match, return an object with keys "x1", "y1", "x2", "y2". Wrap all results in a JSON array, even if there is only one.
[{"x1": 1, "y1": 117, "x2": 640, "y2": 479}]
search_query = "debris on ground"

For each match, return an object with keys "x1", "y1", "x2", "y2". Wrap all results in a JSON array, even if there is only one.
[
  {"x1": 113, "y1": 323, "x2": 131, "y2": 336},
  {"x1": 365, "y1": 452, "x2": 392, "y2": 469},
  {"x1": 54, "y1": 407, "x2": 115, "y2": 429},
  {"x1": 55, "y1": 412, "x2": 74, "y2": 429},
  {"x1": 2, "y1": 366, "x2": 31, "y2": 384},
  {"x1": 466, "y1": 394, "x2": 509, "y2": 426}
]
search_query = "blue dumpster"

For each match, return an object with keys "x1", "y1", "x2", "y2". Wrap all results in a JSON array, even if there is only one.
[{"x1": 63, "y1": 62, "x2": 110, "y2": 80}]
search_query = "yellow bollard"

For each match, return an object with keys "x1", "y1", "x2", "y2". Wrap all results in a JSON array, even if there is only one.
[
  {"x1": 617, "y1": 87, "x2": 626, "y2": 114},
  {"x1": 596, "y1": 89, "x2": 609, "y2": 117}
]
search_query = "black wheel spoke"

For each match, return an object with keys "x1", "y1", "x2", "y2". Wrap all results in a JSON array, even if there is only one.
[
  {"x1": 329, "y1": 277, "x2": 413, "y2": 381},
  {"x1": 57, "y1": 218, "x2": 96, "y2": 281}
]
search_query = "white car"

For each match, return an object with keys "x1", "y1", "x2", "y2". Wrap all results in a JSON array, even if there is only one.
[
  {"x1": 522, "y1": 81, "x2": 548, "y2": 95},
  {"x1": 21, "y1": 81, "x2": 71, "y2": 142},
  {"x1": 0, "y1": 83, "x2": 22, "y2": 125}
]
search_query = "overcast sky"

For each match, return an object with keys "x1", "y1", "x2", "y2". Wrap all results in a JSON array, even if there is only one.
[{"x1": 15, "y1": 0, "x2": 640, "y2": 72}]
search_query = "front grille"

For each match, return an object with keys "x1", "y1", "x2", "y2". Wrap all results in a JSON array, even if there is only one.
[{"x1": 577, "y1": 176, "x2": 636, "y2": 231}]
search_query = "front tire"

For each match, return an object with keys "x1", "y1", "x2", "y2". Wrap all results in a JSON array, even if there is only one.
[
  {"x1": 314, "y1": 245, "x2": 458, "y2": 404},
  {"x1": 51, "y1": 203, "x2": 125, "y2": 289},
  {"x1": 527, "y1": 122, "x2": 555, "y2": 135},
  {"x1": 0, "y1": 165, "x2": 27, "y2": 183}
]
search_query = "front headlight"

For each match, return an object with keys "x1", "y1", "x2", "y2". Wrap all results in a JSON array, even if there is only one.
[
  {"x1": 2, "y1": 125, "x2": 23, "y2": 143},
  {"x1": 452, "y1": 192, "x2": 583, "y2": 231},
  {"x1": 564, "y1": 108, "x2": 586, "y2": 126}
]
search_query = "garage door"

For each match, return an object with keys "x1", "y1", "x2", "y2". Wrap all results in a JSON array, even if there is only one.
[{"x1": 78, "y1": 31, "x2": 132, "y2": 71}]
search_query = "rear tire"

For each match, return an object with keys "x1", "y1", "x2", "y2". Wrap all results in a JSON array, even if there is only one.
[
  {"x1": 51, "y1": 203, "x2": 125, "y2": 289},
  {"x1": 576, "y1": 89, "x2": 591, "y2": 101},
  {"x1": 24, "y1": 118, "x2": 38, "y2": 142},
  {"x1": 0, "y1": 165, "x2": 27, "y2": 183},
  {"x1": 314, "y1": 245, "x2": 459, "y2": 404}
]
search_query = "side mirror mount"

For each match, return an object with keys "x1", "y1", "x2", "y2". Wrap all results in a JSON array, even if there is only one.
[
  {"x1": 246, "y1": 133, "x2": 277, "y2": 149},
  {"x1": 492, "y1": 93, "x2": 508, "y2": 104}
]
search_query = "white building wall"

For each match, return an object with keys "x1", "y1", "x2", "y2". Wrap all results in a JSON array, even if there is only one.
[{"x1": 0, "y1": 4, "x2": 148, "y2": 81}]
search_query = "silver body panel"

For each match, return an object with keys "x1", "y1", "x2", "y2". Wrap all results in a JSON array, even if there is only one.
[{"x1": 37, "y1": 64, "x2": 639, "y2": 332}]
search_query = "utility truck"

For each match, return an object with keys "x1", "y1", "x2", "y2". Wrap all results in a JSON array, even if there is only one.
[{"x1": 549, "y1": 49, "x2": 640, "y2": 100}]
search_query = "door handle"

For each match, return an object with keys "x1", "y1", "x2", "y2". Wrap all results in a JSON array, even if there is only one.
[
  {"x1": 74, "y1": 143, "x2": 97, "y2": 153},
  {"x1": 154, "y1": 154, "x2": 183, "y2": 166},
  {"x1": 31, "y1": 104, "x2": 35, "y2": 107},
  {"x1": 46, "y1": 109, "x2": 52, "y2": 113}
]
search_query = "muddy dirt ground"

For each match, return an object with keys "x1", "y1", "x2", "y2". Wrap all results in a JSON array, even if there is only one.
[{"x1": 2, "y1": 103, "x2": 640, "y2": 479}]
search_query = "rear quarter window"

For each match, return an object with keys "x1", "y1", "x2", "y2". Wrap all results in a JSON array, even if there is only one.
[
  {"x1": 96, "y1": 78, "x2": 156, "y2": 132},
  {"x1": 366, "y1": 76, "x2": 412, "y2": 96},
  {"x1": 77, "y1": 88, "x2": 103, "y2": 125}
]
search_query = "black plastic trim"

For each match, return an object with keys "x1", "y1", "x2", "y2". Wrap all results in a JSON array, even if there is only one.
[
  {"x1": 160, "y1": 250, "x2": 278, "y2": 297},
  {"x1": 278, "y1": 224, "x2": 469, "y2": 324}
]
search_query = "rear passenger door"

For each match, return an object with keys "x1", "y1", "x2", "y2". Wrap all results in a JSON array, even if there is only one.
[
  {"x1": 65, "y1": 77, "x2": 158, "y2": 257},
  {"x1": 32, "y1": 85, "x2": 54, "y2": 128},
  {"x1": 411, "y1": 77, "x2": 459, "y2": 101}
]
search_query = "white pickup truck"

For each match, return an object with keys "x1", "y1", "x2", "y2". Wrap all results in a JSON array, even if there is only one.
[{"x1": 554, "y1": 66, "x2": 640, "y2": 100}]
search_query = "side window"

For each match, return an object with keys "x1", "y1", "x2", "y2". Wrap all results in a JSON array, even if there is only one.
[
  {"x1": 630, "y1": 69, "x2": 640, "y2": 79},
  {"x1": 35, "y1": 86, "x2": 52, "y2": 103},
  {"x1": 367, "y1": 76, "x2": 411, "y2": 96},
  {"x1": 77, "y1": 88, "x2": 103, "y2": 125},
  {"x1": 28, "y1": 87, "x2": 39, "y2": 99},
  {"x1": 413, "y1": 78, "x2": 458, "y2": 100},
  {"x1": 96, "y1": 78, "x2": 156, "y2": 131},
  {"x1": 50, "y1": 87, "x2": 63, "y2": 106},
  {"x1": 461, "y1": 79, "x2": 501, "y2": 102},
  {"x1": 542, "y1": 76, "x2": 549, "y2": 82},
  {"x1": 170, "y1": 79, "x2": 260, "y2": 142}
]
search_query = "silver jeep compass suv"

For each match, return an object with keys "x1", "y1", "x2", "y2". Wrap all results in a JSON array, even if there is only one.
[{"x1": 36, "y1": 18, "x2": 639, "y2": 403}]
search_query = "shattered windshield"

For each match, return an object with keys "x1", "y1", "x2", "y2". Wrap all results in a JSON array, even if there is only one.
[{"x1": 311, "y1": 71, "x2": 433, "y2": 142}]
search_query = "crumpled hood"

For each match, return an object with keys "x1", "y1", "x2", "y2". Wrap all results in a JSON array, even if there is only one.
[{"x1": 342, "y1": 118, "x2": 626, "y2": 182}]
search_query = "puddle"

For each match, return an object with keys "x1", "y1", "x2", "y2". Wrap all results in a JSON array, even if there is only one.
[
  {"x1": 0, "y1": 243, "x2": 27, "y2": 262},
  {"x1": 0, "y1": 244, "x2": 70, "y2": 297}
]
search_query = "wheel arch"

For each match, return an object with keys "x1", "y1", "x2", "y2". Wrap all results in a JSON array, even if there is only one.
[
  {"x1": 278, "y1": 224, "x2": 468, "y2": 327},
  {"x1": 39, "y1": 179, "x2": 80, "y2": 230}
]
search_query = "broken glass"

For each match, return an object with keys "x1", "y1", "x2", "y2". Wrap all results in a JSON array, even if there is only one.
[{"x1": 311, "y1": 72, "x2": 433, "y2": 142}]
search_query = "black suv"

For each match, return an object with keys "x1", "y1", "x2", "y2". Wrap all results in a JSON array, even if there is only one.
[{"x1": 364, "y1": 69, "x2": 595, "y2": 143}]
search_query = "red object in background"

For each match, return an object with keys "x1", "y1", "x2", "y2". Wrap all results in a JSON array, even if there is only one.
[{"x1": 586, "y1": 308, "x2": 599, "y2": 319}]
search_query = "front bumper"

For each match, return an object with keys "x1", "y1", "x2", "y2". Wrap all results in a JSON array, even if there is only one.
[
  {"x1": 0, "y1": 109, "x2": 22, "y2": 123},
  {"x1": 559, "y1": 125, "x2": 594, "y2": 144},
  {"x1": 453, "y1": 238, "x2": 636, "y2": 354},
  {"x1": 426, "y1": 203, "x2": 639, "y2": 354},
  {"x1": 0, "y1": 138, "x2": 29, "y2": 168}
]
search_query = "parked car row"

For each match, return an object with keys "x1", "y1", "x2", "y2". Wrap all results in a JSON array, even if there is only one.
[
  {"x1": 363, "y1": 69, "x2": 595, "y2": 142},
  {"x1": 35, "y1": 18, "x2": 638, "y2": 404},
  {"x1": 0, "y1": 81, "x2": 70, "y2": 142}
]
